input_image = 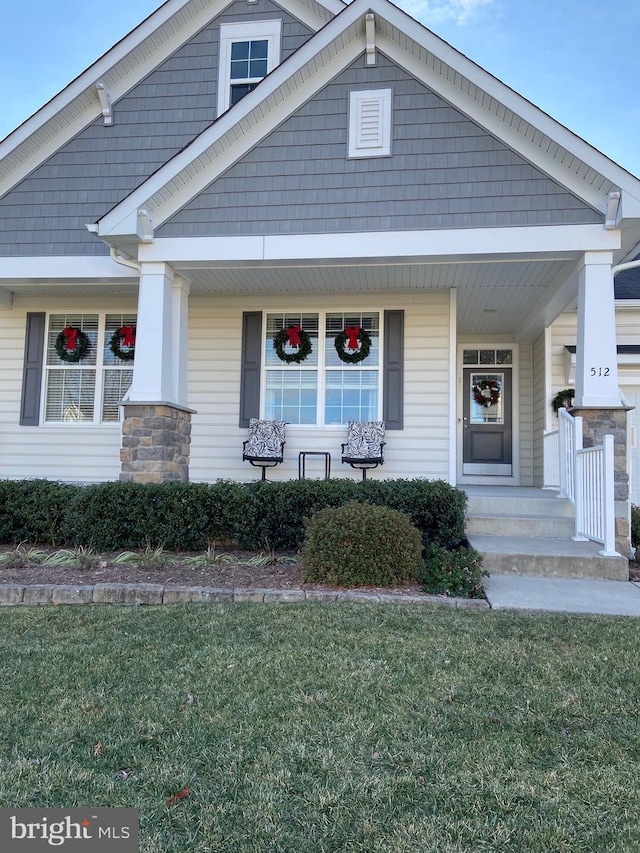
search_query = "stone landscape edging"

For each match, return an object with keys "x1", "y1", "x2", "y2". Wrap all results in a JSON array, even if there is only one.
[{"x1": 0, "y1": 583, "x2": 489, "y2": 609}]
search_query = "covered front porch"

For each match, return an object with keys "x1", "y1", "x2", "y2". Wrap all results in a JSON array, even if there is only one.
[{"x1": 121, "y1": 224, "x2": 624, "y2": 484}]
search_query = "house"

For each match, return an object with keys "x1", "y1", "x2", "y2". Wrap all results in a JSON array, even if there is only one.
[{"x1": 1, "y1": 0, "x2": 640, "y2": 567}]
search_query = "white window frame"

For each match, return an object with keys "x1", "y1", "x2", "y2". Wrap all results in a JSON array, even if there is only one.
[
  {"x1": 261, "y1": 310, "x2": 383, "y2": 427},
  {"x1": 348, "y1": 88, "x2": 393, "y2": 158},
  {"x1": 217, "y1": 20, "x2": 282, "y2": 115},
  {"x1": 42, "y1": 311, "x2": 135, "y2": 426}
]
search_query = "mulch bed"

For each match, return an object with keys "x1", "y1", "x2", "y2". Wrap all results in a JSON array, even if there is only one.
[{"x1": 0, "y1": 548, "x2": 428, "y2": 598}]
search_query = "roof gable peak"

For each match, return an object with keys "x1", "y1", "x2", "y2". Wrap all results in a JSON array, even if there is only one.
[
  {"x1": 94, "y1": 0, "x2": 640, "y2": 244},
  {"x1": 0, "y1": 0, "x2": 343, "y2": 193}
]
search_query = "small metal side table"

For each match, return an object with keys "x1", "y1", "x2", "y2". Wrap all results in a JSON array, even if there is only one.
[{"x1": 298, "y1": 451, "x2": 331, "y2": 480}]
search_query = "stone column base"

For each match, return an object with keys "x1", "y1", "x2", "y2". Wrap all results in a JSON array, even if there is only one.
[{"x1": 120, "y1": 403, "x2": 192, "y2": 484}]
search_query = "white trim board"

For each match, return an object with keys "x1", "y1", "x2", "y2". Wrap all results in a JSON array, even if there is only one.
[{"x1": 138, "y1": 225, "x2": 620, "y2": 265}]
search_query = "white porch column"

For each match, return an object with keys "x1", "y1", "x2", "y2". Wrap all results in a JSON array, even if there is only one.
[
  {"x1": 120, "y1": 262, "x2": 193, "y2": 484},
  {"x1": 129, "y1": 261, "x2": 175, "y2": 403},
  {"x1": 575, "y1": 251, "x2": 620, "y2": 408},
  {"x1": 172, "y1": 275, "x2": 190, "y2": 408}
]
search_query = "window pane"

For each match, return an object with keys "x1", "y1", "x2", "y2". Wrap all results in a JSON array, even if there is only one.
[
  {"x1": 230, "y1": 60, "x2": 249, "y2": 80},
  {"x1": 324, "y1": 371, "x2": 378, "y2": 425},
  {"x1": 47, "y1": 314, "x2": 98, "y2": 366},
  {"x1": 265, "y1": 313, "x2": 319, "y2": 367},
  {"x1": 249, "y1": 58, "x2": 268, "y2": 77},
  {"x1": 230, "y1": 83, "x2": 257, "y2": 104},
  {"x1": 496, "y1": 349, "x2": 513, "y2": 365},
  {"x1": 102, "y1": 369, "x2": 133, "y2": 422},
  {"x1": 45, "y1": 369, "x2": 96, "y2": 422},
  {"x1": 265, "y1": 370, "x2": 317, "y2": 425},
  {"x1": 231, "y1": 41, "x2": 250, "y2": 60},
  {"x1": 325, "y1": 312, "x2": 379, "y2": 367},
  {"x1": 104, "y1": 313, "x2": 137, "y2": 366},
  {"x1": 230, "y1": 40, "x2": 268, "y2": 80},
  {"x1": 250, "y1": 40, "x2": 268, "y2": 59},
  {"x1": 471, "y1": 373, "x2": 503, "y2": 424}
]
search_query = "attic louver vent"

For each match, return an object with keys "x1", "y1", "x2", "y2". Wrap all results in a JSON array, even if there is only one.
[
  {"x1": 359, "y1": 99, "x2": 383, "y2": 146},
  {"x1": 348, "y1": 89, "x2": 392, "y2": 158}
]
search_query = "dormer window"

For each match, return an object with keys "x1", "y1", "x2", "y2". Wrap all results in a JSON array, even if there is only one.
[
  {"x1": 230, "y1": 40, "x2": 268, "y2": 105},
  {"x1": 218, "y1": 21, "x2": 282, "y2": 115}
]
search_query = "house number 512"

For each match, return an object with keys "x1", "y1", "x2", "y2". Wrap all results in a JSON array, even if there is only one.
[{"x1": 590, "y1": 367, "x2": 610, "y2": 376}]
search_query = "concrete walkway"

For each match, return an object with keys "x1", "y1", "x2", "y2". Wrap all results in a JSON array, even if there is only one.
[{"x1": 485, "y1": 574, "x2": 640, "y2": 616}]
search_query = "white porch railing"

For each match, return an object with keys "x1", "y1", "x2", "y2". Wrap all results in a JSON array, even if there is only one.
[{"x1": 543, "y1": 408, "x2": 618, "y2": 556}]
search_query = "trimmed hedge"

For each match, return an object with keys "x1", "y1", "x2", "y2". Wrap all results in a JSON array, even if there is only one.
[{"x1": 0, "y1": 477, "x2": 467, "y2": 552}]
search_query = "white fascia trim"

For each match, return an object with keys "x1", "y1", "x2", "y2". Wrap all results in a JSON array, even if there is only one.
[
  {"x1": 263, "y1": 224, "x2": 620, "y2": 262},
  {"x1": 98, "y1": 17, "x2": 365, "y2": 237},
  {"x1": 370, "y1": 0, "x2": 640, "y2": 209},
  {"x1": 138, "y1": 224, "x2": 620, "y2": 265},
  {"x1": 0, "y1": 256, "x2": 139, "y2": 283},
  {"x1": 0, "y1": 0, "x2": 333, "y2": 196}
]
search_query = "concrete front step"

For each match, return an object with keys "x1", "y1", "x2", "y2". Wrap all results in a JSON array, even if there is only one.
[
  {"x1": 465, "y1": 491, "x2": 574, "y2": 519},
  {"x1": 466, "y1": 513, "x2": 574, "y2": 539},
  {"x1": 468, "y1": 534, "x2": 628, "y2": 581}
]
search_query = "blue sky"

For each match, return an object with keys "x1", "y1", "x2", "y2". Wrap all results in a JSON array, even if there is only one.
[{"x1": 1, "y1": 0, "x2": 639, "y2": 176}]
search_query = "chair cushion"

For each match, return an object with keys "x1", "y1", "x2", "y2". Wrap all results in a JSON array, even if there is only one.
[
  {"x1": 244, "y1": 419, "x2": 286, "y2": 459},
  {"x1": 344, "y1": 421, "x2": 385, "y2": 459}
]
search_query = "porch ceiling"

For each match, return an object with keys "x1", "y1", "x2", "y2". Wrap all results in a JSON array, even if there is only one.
[
  {"x1": 178, "y1": 258, "x2": 574, "y2": 335},
  {"x1": 7, "y1": 256, "x2": 576, "y2": 337}
]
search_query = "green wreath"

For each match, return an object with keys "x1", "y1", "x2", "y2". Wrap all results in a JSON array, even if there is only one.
[
  {"x1": 473, "y1": 379, "x2": 501, "y2": 407},
  {"x1": 552, "y1": 388, "x2": 575, "y2": 413},
  {"x1": 334, "y1": 326, "x2": 372, "y2": 364},
  {"x1": 109, "y1": 325, "x2": 136, "y2": 362},
  {"x1": 55, "y1": 327, "x2": 90, "y2": 363},
  {"x1": 273, "y1": 326, "x2": 312, "y2": 364}
]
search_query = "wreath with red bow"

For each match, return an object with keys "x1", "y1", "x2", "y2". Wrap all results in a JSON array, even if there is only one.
[
  {"x1": 473, "y1": 379, "x2": 501, "y2": 407},
  {"x1": 109, "y1": 325, "x2": 137, "y2": 362},
  {"x1": 273, "y1": 325, "x2": 312, "y2": 364},
  {"x1": 334, "y1": 326, "x2": 372, "y2": 364},
  {"x1": 55, "y1": 327, "x2": 90, "y2": 363}
]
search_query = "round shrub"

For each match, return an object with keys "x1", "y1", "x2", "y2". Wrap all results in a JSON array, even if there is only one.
[
  {"x1": 301, "y1": 500, "x2": 423, "y2": 587},
  {"x1": 422, "y1": 544, "x2": 486, "y2": 598}
]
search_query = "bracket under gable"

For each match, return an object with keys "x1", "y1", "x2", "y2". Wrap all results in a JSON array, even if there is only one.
[
  {"x1": 365, "y1": 14, "x2": 376, "y2": 67},
  {"x1": 96, "y1": 82, "x2": 113, "y2": 126}
]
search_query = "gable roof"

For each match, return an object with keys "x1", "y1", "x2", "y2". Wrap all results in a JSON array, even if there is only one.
[
  {"x1": 90, "y1": 0, "x2": 640, "y2": 252},
  {"x1": 0, "y1": 0, "x2": 343, "y2": 195}
]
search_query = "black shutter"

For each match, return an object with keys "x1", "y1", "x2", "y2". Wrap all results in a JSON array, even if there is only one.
[
  {"x1": 239, "y1": 311, "x2": 262, "y2": 428},
  {"x1": 20, "y1": 312, "x2": 46, "y2": 426},
  {"x1": 383, "y1": 310, "x2": 403, "y2": 430}
]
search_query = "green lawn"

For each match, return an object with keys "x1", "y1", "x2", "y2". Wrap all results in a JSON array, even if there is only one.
[{"x1": 0, "y1": 603, "x2": 638, "y2": 852}]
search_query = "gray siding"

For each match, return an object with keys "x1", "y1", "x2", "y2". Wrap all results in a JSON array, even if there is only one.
[
  {"x1": 0, "y1": 0, "x2": 313, "y2": 256},
  {"x1": 160, "y1": 53, "x2": 603, "y2": 237}
]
